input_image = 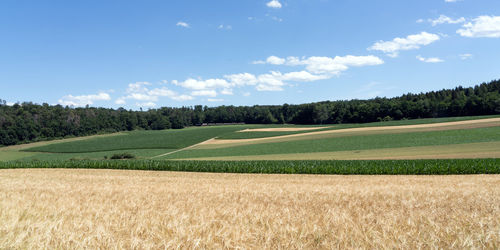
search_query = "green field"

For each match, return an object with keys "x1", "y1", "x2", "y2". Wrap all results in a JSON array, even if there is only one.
[
  {"x1": 1, "y1": 159, "x2": 499, "y2": 175},
  {"x1": 162, "y1": 126, "x2": 500, "y2": 159},
  {"x1": 24, "y1": 126, "x2": 253, "y2": 153},
  {"x1": 0, "y1": 115, "x2": 498, "y2": 166},
  {"x1": 217, "y1": 115, "x2": 500, "y2": 139}
]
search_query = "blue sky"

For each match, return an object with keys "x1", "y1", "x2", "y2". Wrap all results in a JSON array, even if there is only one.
[{"x1": 1, "y1": 0, "x2": 499, "y2": 109}]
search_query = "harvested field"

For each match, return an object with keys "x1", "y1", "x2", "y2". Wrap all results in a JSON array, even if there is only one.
[
  {"x1": 238, "y1": 126, "x2": 329, "y2": 132},
  {"x1": 1, "y1": 169, "x2": 499, "y2": 249}
]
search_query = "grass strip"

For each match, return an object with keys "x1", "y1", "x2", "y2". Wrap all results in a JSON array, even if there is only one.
[{"x1": 1, "y1": 159, "x2": 499, "y2": 175}]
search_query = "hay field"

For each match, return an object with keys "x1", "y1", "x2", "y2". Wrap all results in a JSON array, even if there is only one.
[{"x1": 1, "y1": 169, "x2": 499, "y2": 249}]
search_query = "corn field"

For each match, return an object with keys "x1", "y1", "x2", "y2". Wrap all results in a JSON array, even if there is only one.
[{"x1": 1, "y1": 159, "x2": 499, "y2": 174}]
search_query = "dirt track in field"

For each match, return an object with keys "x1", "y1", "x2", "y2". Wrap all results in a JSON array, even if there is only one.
[
  {"x1": 201, "y1": 117, "x2": 500, "y2": 146},
  {"x1": 238, "y1": 126, "x2": 329, "y2": 132}
]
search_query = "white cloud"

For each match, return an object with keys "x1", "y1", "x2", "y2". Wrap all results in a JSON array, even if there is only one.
[
  {"x1": 266, "y1": 56, "x2": 286, "y2": 65},
  {"x1": 258, "y1": 55, "x2": 384, "y2": 75},
  {"x1": 329, "y1": 55, "x2": 385, "y2": 67},
  {"x1": 221, "y1": 88, "x2": 234, "y2": 95},
  {"x1": 128, "y1": 93, "x2": 158, "y2": 102},
  {"x1": 243, "y1": 92, "x2": 251, "y2": 97},
  {"x1": 457, "y1": 16, "x2": 500, "y2": 38},
  {"x1": 176, "y1": 21, "x2": 190, "y2": 28},
  {"x1": 266, "y1": 0, "x2": 282, "y2": 9},
  {"x1": 118, "y1": 82, "x2": 193, "y2": 106},
  {"x1": 115, "y1": 98, "x2": 126, "y2": 105},
  {"x1": 445, "y1": 0, "x2": 460, "y2": 2},
  {"x1": 428, "y1": 15, "x2": 465, "y2": 26},
  {"x1": 257, "y1": 71, "x2": 285, "y2": 91},
  {"x1": 58, "y1": 92, "x2": 111, "y2": 107},
  {"x1": 224, "y1": 73, "x2": 258, "y2": 86},
  {"x1": 242, "y1": 54, "x2": 384, "y2": 91},
  {"x1": 368, "y1": 32, "x2": 440, "y2": 57},
  {"x1": 207, "y1": 98, "x2": 224, "y2": 102},
  {"x1": 281, "y1": 71, "x2": 330, "y2": 82},
  {"x1": 459, "y1": 53, "x2": 473, "y2": 60},
  {"x1": 170, "y1": 95, "x2": 194, "y2": 101},
  {"x1": 191, "y1": 90, "x2": 217, "y2": 97},
  {"x1": 171, "y1": 54, "x2": 382, "y2": 93},
  {"x1": 252, "y1": 60, "x2": 266, "y2": 64},
  {"x1": 416, "y1": 55, "x2": 444, "y2": 63},
  {"x1": 173, "y1": 78, "x2": 230, "y2": 90},
  {"x1": 136, "y1": 102, "x2": 156, "y2": 108}
]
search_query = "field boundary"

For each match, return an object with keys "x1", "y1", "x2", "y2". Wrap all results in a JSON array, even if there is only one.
[{"x1": 151, "y1": 138, "x2": 216, "y2": 159}]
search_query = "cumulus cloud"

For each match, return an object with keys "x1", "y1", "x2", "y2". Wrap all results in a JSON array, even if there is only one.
[
  {"x1": 117, "y1": 82, "x2": 193, "y2": 106},
  {"x1": 58, "y1": 92, "x2": 111, "y2": 107},
  {"x1": 221, "y1": 88, "x2": 234, "y2": 95},
  {"x1": 136, "y1": 102, "x2": 156, "y2": 108},
  {"x1": 115, "y1": 98, "x2": 126, "y2": 105},
  {"x1": 368, "y1": 32, "x2": 440, "y2": 57},
  {"x1": 256, "y1": 71, "x2": 286, "y2": 91},
  {"x1": 224, "y1": 73, "x2": 258, "y2": 86},
  {"x1": 191, "y1": 90, "x2": 218, "y2": 97},
  {"x1": 172, "y1": 78, "x2": 230, "y2": 90},
  {"x1": 281, "y1": 71, "x2": 330, "y2": 82},
  {"x1": 457, "y1": 16, "x2": 500, "y2": 38},
  {"x1": 176, "y1": 21, "x2": 190, "y2": 28},
  {"x1": 266, "y1": 0, "x2": 282, "y2": 9},
  {"x1": 266, "y1": 55, "x2": 286, "y2": 65},
  {"x1": 428, "y1": 15, "x2": 465, "y2": 26},
  {"x1": 207, "y1": 98, "x2": 224, "y2": 102},
  {"x1": 170, "y1": 54, "x2": 383, "y2": 93},
  {"x1": 416, "y1": 55, "x2": 444, "y2": 63},
  {"x1": 256, "y1": 55, "x2": 384, "y2": 75}
]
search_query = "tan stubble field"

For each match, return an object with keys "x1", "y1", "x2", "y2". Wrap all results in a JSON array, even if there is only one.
[{"x1": 1, "y1": 169, "x2": 499, "y2": 249}]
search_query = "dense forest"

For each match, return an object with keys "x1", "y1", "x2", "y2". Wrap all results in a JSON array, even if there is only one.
[{"x1": 1, "y1": 79, "x2": 499, "y2": 146}]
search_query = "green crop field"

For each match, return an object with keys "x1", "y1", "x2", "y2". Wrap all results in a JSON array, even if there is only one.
[
  {"x1": 24, "y1": 125, "x2": 253, "y2": 153},
  {"x1": 0, "y1": 115, "x2": 498, "y2": 166},
  {"x1": 163, "y1": 126, "x2": 500, "y2": 159},
  {"x1": 1, "y1": 159, "x2": 499, "y2": 175},
  {"x1": 217, "y1": 115, "x2": 500, "y2": 139}
]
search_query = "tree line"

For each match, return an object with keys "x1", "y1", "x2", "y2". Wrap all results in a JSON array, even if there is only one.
[{"x1": 1, "y1": 79, "x2": 499, "y2": 146}]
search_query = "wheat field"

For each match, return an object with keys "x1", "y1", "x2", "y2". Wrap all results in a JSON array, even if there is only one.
[{"x1": 1, "y1": 169, "x2": 499, "y2": 249}]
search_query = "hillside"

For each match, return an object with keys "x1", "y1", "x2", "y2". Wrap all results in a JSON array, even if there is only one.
[
  {"x1": 0, "y1": 115, "x2": 498, "y2": 162},
  {"x1": 1, "y1": 79, "x2": 499, "y2": 146}
]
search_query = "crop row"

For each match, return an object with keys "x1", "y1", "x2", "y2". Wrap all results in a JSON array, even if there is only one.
[{"x1": 1, "y1": 159, "x2": 499, "y2": 175}]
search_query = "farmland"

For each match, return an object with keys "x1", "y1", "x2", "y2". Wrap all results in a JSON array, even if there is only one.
[
  {"x1": 1, "y1": 169, "x2": 499, "y2": 249},
  {"x1": 0, "y1": 115, "x2": 497, "y2": 163},
  {"x1": 1, "y1": 115, "x2": 500, "y2": 248}
]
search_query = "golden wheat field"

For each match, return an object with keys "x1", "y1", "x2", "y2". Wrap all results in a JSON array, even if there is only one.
[{"x1": 1, "y1": 169, "x2": 499, "y2": 249}]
